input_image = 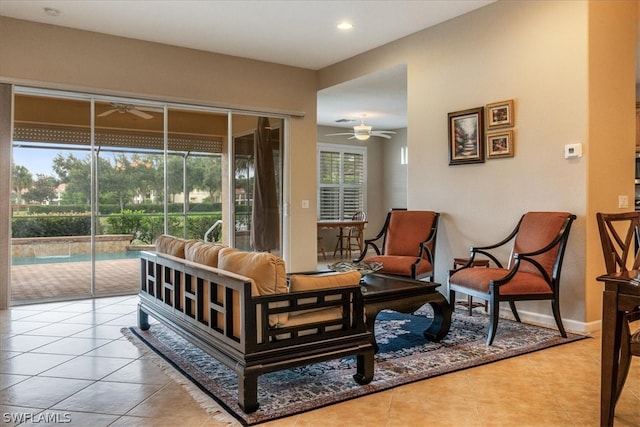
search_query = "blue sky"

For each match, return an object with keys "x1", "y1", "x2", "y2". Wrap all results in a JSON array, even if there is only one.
[{"x1": 12, "y1": 148, "x2": 59, "y2": 177}]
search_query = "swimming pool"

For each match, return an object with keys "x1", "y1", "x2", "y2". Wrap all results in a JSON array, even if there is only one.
[{"x1": 11, "y1": 250, "x2": 142, "y2": 265}]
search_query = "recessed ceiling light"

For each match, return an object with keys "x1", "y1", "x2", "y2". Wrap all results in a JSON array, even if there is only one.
[
  {"x1": 43, "y1": 7, "x2": 61, "y2": 17},
  {"x1": 337, "y1": 22, "x2": 353, "y2": 30}
]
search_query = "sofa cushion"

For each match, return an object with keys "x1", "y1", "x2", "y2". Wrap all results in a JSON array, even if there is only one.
[
  {"x1": 449, "y1": 267, "x2": 553, "y2": 295},
  {"x1": 287, "y1": 270, "x2": 361, "y2": 321},
  {"x1": 155, "y1": 234, "x2": 191, "y2": 258},
  {"x1": 184, "y1": 241, "x2": 228, "y2": 268},
  {"x1": 365, "y1": 255, "x2": 432, "y2": 277},
  {"x1": 289, "y1": 270, "x2": 362, "y2": 292},
  {"x1": 281, "y1": 307, "x2": 345, "y2": 336},
  {"x1": 218, "y1": 248, "x2": 288, "y2": 328},
  {"x1": 218, "y1": 248, "x2": 287, "y2": 296}
]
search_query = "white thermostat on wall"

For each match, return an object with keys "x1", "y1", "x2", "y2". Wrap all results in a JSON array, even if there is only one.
[{"x1": 564, "y1": 143, "x2": 582, "y2": 159}]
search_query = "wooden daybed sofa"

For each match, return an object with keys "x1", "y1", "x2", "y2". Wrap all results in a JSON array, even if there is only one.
[{"x1": 137, "y1": 235, "x2": 374, "y2": 413}]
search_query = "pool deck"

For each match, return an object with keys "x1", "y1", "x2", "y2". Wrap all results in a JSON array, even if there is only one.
[{"x1": 11, "y1": 258, "x2": 139, "y2": 302}]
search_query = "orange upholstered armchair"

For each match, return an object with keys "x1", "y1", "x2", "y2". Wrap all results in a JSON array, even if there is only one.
[
  {"x1": 448, "y1": 211, "x2": 576, "y2": 345},
  {"x1": 354, "y1": 210, "x2": 439, "y2": 281}
]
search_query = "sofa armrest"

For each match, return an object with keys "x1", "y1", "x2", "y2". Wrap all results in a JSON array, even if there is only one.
[{"x1": 251, "y1": 284, "x2": 366, "y2": 350}]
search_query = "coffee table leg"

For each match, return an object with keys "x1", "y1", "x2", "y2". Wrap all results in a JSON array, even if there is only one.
[
  {"x1": 423, "y1": 293, "x2": 452, "y2": 341},
  {"x1": 364, "y1": 307, "x2": 381, "y2": 353}
]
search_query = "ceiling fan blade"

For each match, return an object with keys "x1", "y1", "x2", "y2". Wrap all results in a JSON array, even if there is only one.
[
  {"x1": 325, "y1": 132, "x2": 354, "y2": 137},
  {"x1": 97, "y1": 109, "x2": 117, "y2": 117},
  {"x1": 137, "y1": 106, "x2": 164, "y2": 113},
  {"x1": 371, "y1": 131, "x2": 394, "y2": 139},
  {"x1": 128, "y1": 109, "x2": 154, "y2": 119}
]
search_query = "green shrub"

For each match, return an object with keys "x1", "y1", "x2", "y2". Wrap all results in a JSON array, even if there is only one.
[
  {"x1": 186, "y1": 215, "x2": 222, "y2": 241},
  {"x1": 104, "y1": 210, "x2": 144, "y2": 240},
  {"x1": 28, "y1": 204, "x2": 89, "y2": 214},
  {"x1": 12, "y1": 215, "x2": 91, "y2": 238}
]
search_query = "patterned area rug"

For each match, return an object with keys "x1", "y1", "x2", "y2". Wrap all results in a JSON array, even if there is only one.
[{"x1": 122, "y1": 306, "x2": 587, "y2": 426}]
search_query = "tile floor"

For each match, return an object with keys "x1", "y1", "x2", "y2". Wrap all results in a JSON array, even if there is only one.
[{"x1": 1, "y1": 296, "x2": 639, "y2": 426}]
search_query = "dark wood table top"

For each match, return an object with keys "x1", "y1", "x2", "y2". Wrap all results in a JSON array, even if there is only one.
[
  {"x1": 597, "y1": 270, "x2": 640, "y2": 293},
  {"x1": 360, "y1": 273, "x2": 441, "y2": 301}
]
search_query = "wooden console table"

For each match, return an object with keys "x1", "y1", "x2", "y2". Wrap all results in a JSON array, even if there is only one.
[{"x1": 596, "y1": 270, "x2": 640, "y2": 427}]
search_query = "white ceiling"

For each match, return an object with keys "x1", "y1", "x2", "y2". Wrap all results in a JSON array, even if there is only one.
[
  {"x1": 317, "y1": 64, "x2": 408, "y2": 130},
  {"x1": 0, "y1": 0, "x2": 497, "y2": 131}
]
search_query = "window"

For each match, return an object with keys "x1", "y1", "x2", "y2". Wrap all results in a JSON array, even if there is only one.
[{"x1": 318, "y1": 143, "x2": 366, "y2": 220}]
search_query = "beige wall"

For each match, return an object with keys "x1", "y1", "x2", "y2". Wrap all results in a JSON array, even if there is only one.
[
  {"x1": 382, "y1": 128, "x2": 408, "y2": 212},
  {"x1": 319, "y1": 0, "x2": 637, "y2": 330},
  {"x1": 586, "y1": 1, "x2": 638, "y2": 322}
]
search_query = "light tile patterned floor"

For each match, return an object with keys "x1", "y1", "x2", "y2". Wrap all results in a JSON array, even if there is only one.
[{"x1": 2, "y1": 256, "x2": 639, "y2": 426}]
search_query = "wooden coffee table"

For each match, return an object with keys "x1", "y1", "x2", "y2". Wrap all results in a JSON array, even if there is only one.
[{"x1": 360, "y1": 273, "x2": 452, "y2": 352}]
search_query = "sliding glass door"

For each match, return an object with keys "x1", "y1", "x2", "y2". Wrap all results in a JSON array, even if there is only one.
[
  {"x1": 93, "y1": 100, "x2": 166, "y2": 296},
  {"x1": 12, "y1": 94, "x2": 93, "y2": 301},
  {"x1": 10, "y1": 88, "x2": 285, "y2": 304}
]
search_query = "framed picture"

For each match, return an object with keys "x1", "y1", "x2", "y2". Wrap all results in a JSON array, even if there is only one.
[
  {"x1": 448, "y1": 107, "x2": 485, "y2": 165},
  {"x1": 486, "y1": 99, "x2": 514, "y2": 129},
  {"x1": 486, "y1": 130, "x2": 514, "y2": 158}
]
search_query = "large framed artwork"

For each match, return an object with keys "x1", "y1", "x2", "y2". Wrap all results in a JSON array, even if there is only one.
[{"x1": 448, "y1": 107, "x2": 484, "y2": 165}]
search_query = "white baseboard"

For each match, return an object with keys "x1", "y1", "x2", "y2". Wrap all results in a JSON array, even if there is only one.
[{"x1": 497, "y1": 307, "x2": 599, "y2": 335}]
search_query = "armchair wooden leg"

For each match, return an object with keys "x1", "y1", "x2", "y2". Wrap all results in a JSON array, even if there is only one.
[
  {"x1": 487, "y1": 300, "x2": 499, "y2": 346},
  {"x1": 509, "y1": 301, "x2": 520, "y2": 322},
  {"x1": 551, "y1": 298, "x2": 567, "y2": 338}
]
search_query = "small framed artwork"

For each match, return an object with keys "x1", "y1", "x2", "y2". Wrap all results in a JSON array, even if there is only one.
[
  {"x1": 448, "y1": 107, "x2": 485, "y2": 165},
  {"x1": 486, "y1": 130, "x2": 514, "y2": 159},
  {"x1": 486, "y1": 99, "x2": 514, "y2": 129}
]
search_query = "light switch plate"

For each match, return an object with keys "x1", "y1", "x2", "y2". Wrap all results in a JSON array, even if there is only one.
[
  {"x1": 619, "y1": 195, "x2": 629, "y2": 208},
  {"x1": 564, "y1": 143, "x2": 582, "y2": 159}
]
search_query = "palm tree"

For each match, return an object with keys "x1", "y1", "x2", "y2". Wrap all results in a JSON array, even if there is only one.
[{"x1": 12, "y1": 164, "x2": 33, "y2": 212}]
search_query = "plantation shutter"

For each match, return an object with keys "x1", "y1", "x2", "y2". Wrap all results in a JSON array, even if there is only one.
[{"x1": 318, "y1": 144, "x2": 366, "y2": 221}]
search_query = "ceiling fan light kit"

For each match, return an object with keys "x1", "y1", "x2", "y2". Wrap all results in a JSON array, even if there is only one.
[{"x1": 353, "y1": 124, "x2": 372, "y2": 140}]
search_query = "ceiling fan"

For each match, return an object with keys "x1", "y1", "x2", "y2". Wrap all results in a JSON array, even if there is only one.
[
  {"x1": 97, "y1": 103, "x2": 159, "y2": 119},
  {"x1": 326, "y1": 115, "x2": 396, "y2": 141}
]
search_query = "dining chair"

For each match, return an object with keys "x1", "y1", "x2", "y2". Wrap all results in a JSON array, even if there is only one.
[
  {"x1": 596, "y1": 211, "x2": 640, "y2": 409},
  {"x1": 334, "y1": 211, "x2": 366, "y2": 258}
]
